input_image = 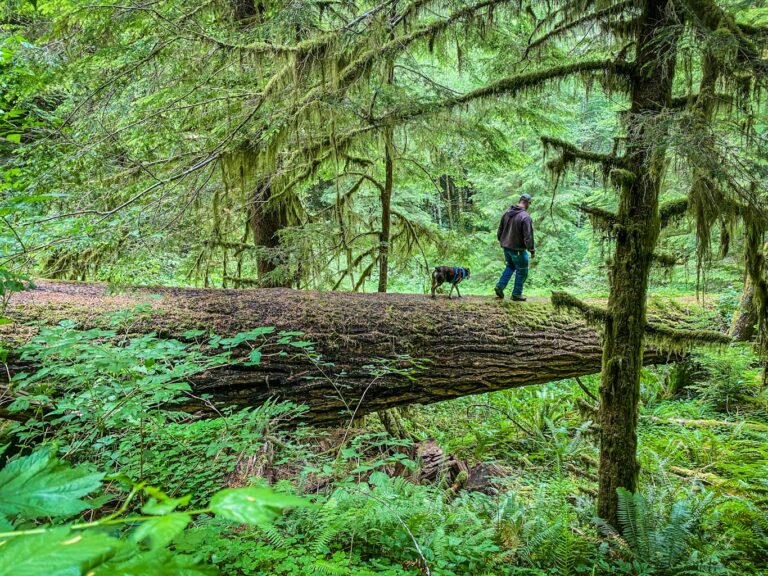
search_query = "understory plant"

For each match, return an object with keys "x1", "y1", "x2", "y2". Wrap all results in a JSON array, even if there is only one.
[{"x1": 0, "y1": 446, "x2": 308, "y2": 575}]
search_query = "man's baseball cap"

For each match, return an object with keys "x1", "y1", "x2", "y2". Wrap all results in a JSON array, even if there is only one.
[{"x1": 520, "y1": 193, "x2": 532, "y2": 202}]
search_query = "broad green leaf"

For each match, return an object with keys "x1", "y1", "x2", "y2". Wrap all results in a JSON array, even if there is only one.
[
  {"x1": 93, "y1": 549, "x2": 217, "y2": 575},
  {"x1": 209, "y1": 487, "x2": 307, "y2": 525},
  {"x1": 0, "y1": 528, "x2": 119, "y2": 576},
  {"x1": 218, "y1": 327, "x2": 275, "y2": 349},
  {"x1": 130, "y1": 513, "x2": 191, "y2": 550},
  {"x1": 5, "y1": 134, "x2": 20, "y2": 144},
  {"x1": 141, "y1": 495, "x2": 191, "y2": 516},
  {"x1": 0, "y1": 448, "x2": 103, "y2": 521},
  {"x1": 248, "y1": 349, "x2": 262, "y2": 364},
  {"x1": 181, "y1": 329, "x2": 206, "y2": 339}
]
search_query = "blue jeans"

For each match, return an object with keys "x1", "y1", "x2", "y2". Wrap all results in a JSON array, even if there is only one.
[{"x1": 496, "y1": 248, "x2": 529, "y2": 297}]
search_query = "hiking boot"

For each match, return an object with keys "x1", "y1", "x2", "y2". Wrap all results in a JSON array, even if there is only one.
[
  {"x1": 511, "y1": 295, "x2": 527, "y2": 302},
  {"x1": 494, "y1": 286, "x2": 504, "y2": 299}
]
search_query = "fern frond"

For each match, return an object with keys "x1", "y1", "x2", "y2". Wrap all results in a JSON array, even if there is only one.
[{"x1": 312, "y1": 558, "x2": 351, "y2": 575}]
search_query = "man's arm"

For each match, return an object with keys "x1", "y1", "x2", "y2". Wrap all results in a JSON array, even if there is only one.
[
  {"x1": 524, "y1": 216, "x2": 535, "y2": 255},
  {"x1": 497, "y1": 215, "x2": 504, "y2": 242}
]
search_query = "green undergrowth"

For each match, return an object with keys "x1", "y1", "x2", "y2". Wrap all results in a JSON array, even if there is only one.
[{"x1": 2, "y1": 312, "x2": 767, "y2": 575}]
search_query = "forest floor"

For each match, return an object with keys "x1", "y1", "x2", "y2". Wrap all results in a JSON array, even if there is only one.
[{"x1": 4, "y1": 280, "x2": 765, "y2": 575}]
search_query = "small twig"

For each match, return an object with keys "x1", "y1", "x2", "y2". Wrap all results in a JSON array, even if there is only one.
[
  {"x1": 468, "y1": 403, "x2": 535, "y2": 437},
  {"x1": 574, "y1": 376, "x2": 598, "y2": 402}
]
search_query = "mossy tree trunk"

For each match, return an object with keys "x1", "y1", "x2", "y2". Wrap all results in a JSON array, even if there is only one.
[
  {"x1": 731, "y1": 276, "x2": 756, "y2": 342},
  {"x1": 378, "y1": 126, "x2": 393, "y2": 293},
  {"x1": 377, "y1": 17, "x2": 411, "y2": 434},
  {"x1": 597, "y1": 0, "x2": 680, "y2": 527},
  {"x1": 249, "y1": 181, "x2": 291, "y2": 288}
]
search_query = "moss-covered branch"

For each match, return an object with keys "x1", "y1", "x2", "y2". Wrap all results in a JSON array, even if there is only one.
[
  {"x1": 578, "y1": 205, "x2": 618, "y2": 225},
  {"x1": 278, "y1": 60, "x2": 633, "y2": 191},
  {"x1": 386, "y1": 59, "x2": 633, "y2": 127},
  {"x1": 670, "y1": 93, "x2": 733, "y2": 109},
  {"x1": 340, "y1": 0, "x2": 507, "y2": 83},
  {"x1": 578, "y1": 204, "x2": 620, "y2": 236},
  {"x1": 651, "y1": 253, "x2": 678, "y2": 268},
  {"x1": 541, "y1": 136, "x2": 623, "y2": 173},
  {"x1": 660, "y1": 198, "x2": 689, "y2": 228},
  {"x1": 681, "y1": 0, "x2": 764, "y2": 68},
  {"x1": 552, "y1": 292, "x2": 729, "y2": 351},
  {"x1": 526, "y1": 0, "x2": 635, "y2": 54},
  {"x1": 457, "y1": 59, "x2": 632, "y2": 107},
  {"x1": 644, "y1": 322, "x2": 731, "y2": 351},
  {"x1": 551, "y1": 291, "x2": 611, "y2": 323}
]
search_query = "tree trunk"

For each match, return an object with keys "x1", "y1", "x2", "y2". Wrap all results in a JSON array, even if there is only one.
[
  {"x1": 378, "y1": 128, "x2": 393, "y2": 293},
  {"x1": 597, "y1": 0, "x2": 680, "y2": 527},
  {"x1": 730, "y1": 276, "x2": 756, "y2": 342},
  {"x1": 250, "y1": 181, "x2": 291, "y2": 288},
  {"x1": 3, "y1": 281, "x2": 682, "y2": 425}
]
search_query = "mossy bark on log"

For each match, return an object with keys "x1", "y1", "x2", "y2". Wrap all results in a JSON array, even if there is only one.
[{"x1": 3, "y1": 281, "x2": 687, "y2": 425}]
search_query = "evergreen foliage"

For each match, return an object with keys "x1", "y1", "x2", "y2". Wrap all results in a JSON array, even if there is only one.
[{"x1": 2, "y1": 0, "x2": 768, "y2": 574}]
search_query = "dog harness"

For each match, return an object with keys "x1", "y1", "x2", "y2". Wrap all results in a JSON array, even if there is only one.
[{"x1": 452, "y1": 267, "x2": 467, "y2": 283}]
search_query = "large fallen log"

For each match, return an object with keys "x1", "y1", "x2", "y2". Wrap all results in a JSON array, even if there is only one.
[{"x1": 2, "y1": 280, "x2": 699, "y2": 424}]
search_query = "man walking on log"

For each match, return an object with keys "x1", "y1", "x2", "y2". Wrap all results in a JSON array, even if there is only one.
[{"x1": 494, "y1": 193, "x2": 535, "y2": 302}]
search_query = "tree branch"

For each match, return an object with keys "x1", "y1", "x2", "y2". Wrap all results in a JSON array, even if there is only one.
[
  {"x1": 644, "y1": 323, "x2": 731, "y2": 349},
  {"x1": 652, "y1": 253, "x2": 678, "y2": 268},
  {"x1": 542, "y1": 136, "x2": 623, "y2": 169},
  {"x1": 551, "y1": 291, "x2": 611, "y2": 322},
  {"x1": 578, "y1": 204, "x2": 620, "y2": 234},
  {"x1": 670, "y1": 92, "x2": 732, "y2": 109},
  {"x1": 526, "y1": 0, "x2": 635, "y2": 55},
  {"x1": 681, "y1": 0, "x2": 766, "y2": 71},
  {"x1": 660, "y1": 198, "x2": 689, "y2": 228}
]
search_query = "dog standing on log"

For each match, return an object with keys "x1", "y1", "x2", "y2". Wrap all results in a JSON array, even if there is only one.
[{"x1": 431, "y1": 266, "x2": 470, "y2": 299}]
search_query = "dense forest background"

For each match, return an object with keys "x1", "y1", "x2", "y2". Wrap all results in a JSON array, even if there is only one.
[{"x1": 1, "y1": 0, "x2": 768, "y2": 575}]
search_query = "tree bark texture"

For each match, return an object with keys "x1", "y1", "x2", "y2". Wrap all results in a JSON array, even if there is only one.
[
  {"x1": 597, "y1": 0, "x2": 680, "y2": 527},
  {"x1": 730, "y1": 277, "x2": 756, "y2": 342},
  {"x1": 2, "y1": 281, "x2": 686, "y2": 425},
  {"x1": 249, "y1": 181, "x2": 291, "y2": 288},
  {"x1": 378, "y1": 127, "x2": 394, "y2": 293}
]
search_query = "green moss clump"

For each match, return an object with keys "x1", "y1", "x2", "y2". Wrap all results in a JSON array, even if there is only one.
[
  {"x1": 644, "y1": 322, "x2": 731, "y2": 355},
  {"x1": 551, "y1": 292, "x2": 610, "y2": 323},
  {"x1": 659, "y1": 198, "x2": 689, "y2": 228}
]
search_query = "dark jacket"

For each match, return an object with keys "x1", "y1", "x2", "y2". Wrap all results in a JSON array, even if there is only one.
[{"x1": 497, "y1": 205, "x2": 535, "y2": 252}]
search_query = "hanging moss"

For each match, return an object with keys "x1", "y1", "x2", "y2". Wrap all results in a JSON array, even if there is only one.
[
  {"x1": 526, "y1": 0, "x2": 637, "y2": 54},
  {"x1": 651, "y1": 253, "x2": 677, "y2": 268},
  {"x1": 681, "y1": 0, "x2": 761, "y2": 64},
  {"x1": 659, "y1": 198, "x2": 689, "y2": 228},
  {"x1": 340, "y1": 0, "x2": 506, "y2": 92},
  {"x1": 605, "y1": 15, "x2": 642, "y2": 40},
  {"x1": 541, "y1": 136, "x2": 621, "y2": 169},
  {"x1": 578, "y1": 205, "x2": 621, "y2": 237},
  {"x1": 644, "y1": 322, "x2": 731, "y2": 354},
  {"x1": 551, "y1": 291, "x2": 610, "y2": 323},
  {"x1": 455, "y1": 59, "x2": 633, "y2": 108},
  {"x1": 609, "y1": 168, "x2": 636, "y2": 188}
]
